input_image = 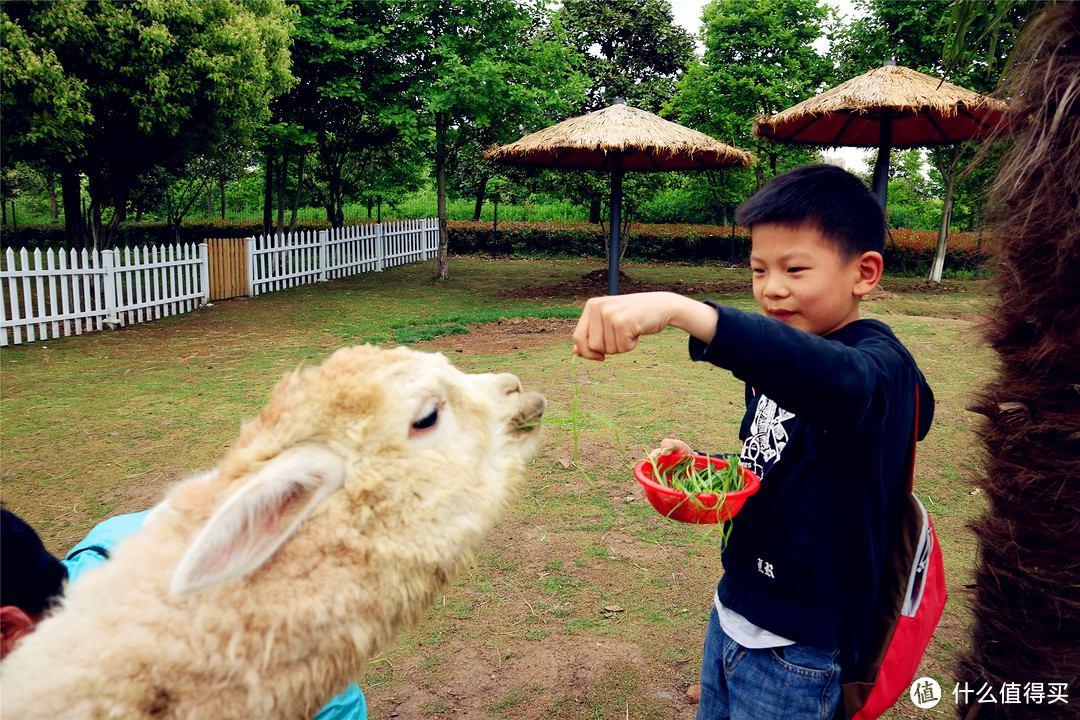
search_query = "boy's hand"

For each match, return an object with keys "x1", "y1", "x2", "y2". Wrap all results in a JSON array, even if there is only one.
[
  {"x1": 647, "y1": 438, "x2": 694, "y2": 460},
  {"x1": 573, "y1": 292, "x2": 717, "y2": 361}
]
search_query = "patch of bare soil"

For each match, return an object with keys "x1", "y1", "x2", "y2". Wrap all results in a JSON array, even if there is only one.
[
  {"x1": 496, "y1": 269, "x2": 751, "y2": 300},
  {"x1": 368, "y1": 634, "x2": 699, "y2": 719},
  {"x1": 416, "y1": 316, "x2": 579, "y2": 355},
  {"x1": 894, "y1": 280, "x2": 970, "y2": 294}
]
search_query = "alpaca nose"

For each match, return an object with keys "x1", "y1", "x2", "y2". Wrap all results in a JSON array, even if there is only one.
[{"x1": 496, "y1": 373, "x2": 523, "y2": 395}]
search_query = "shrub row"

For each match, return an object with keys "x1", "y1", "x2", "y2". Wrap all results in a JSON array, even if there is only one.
[
  {"x1": 1, "y1": 219, "x2": 993, "y2": 274},
  {"x1": 448, "y1": 220, "x2": 751, "y2": 263},
  {"x1": 0, "y1": 219, "x2": 340, "y2": 251},
  {"x1": 449, "y1": 221, "x2": 994, "y2": 273}
]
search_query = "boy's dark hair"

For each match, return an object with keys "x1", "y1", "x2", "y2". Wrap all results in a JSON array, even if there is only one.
[
  {"x1": 735, "y1": 164, "x2": 885, "y2": 256},
  {"x1": 1, "y1": 508, "x2": 68, "y2": 616}
]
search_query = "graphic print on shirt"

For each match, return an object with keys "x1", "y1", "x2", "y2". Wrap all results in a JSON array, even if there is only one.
[{"x1": 739, "y1": 393, "x2": 796, "y2": 479}]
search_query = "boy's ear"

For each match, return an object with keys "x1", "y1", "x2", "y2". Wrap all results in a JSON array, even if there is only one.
[
  {"x1": 1, "y1": 605, "x2": 39, "y2": 659},
  {"x1": 171, "y1": 445, "x2": 345, "y2": 597},
  {"x1": 853, "y1": 251, "x2": 884, "y2": 297}
]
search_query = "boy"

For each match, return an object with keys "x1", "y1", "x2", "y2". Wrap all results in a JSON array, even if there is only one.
[
  {"x1": 1, "y1": 509, "x2": 68, "y2": 660},
  {"x1": 573, "y1": 165, "x2": 934, "y2": 720}
]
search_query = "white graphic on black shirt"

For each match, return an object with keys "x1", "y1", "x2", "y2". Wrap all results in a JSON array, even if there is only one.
[{"x1": 740, "y1": 394, "x2": 795, "y2": 479}]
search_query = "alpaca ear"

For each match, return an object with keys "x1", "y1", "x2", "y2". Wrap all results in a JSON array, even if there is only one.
[{"x1": 171, "y1": 445, "x2": 345, "y2": 597}]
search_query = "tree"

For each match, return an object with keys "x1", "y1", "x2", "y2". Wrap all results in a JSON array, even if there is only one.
[
  {"x1": 665, "y1": 0, "x2": 832, "y2": 192},
  {"x1": 549, "y1": 0, "x2": 694, "y2": 224},
  {"x1": 557, "y1": 0, "x2": 695, "y2": 114},
  {"x1": 1, "y1": 0, "x2": 297, "y2": 249},
  {"x1": 832, "y1": 0, "x2": 1029, "y2": 281},
  {"x1": 373, "y1": 0, "x2": 586, "y2": 280},
  {"x1": 255, "y1": 1, "x2": 422, "y2": 230}
]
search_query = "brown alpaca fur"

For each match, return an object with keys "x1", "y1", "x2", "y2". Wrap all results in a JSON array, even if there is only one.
[
  {"x1": 958, "y1": 5, "x2": 1080, "y2": 718},
  {"x1": 0, "y1": 345, "x2": 545, "y2": 719}
]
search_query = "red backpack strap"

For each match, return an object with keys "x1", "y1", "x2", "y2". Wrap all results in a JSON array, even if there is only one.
[{"x1": 908, "y1": 386, "x2": 919, "y2": 493}]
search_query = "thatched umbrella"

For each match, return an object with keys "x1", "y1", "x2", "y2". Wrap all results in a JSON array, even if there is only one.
[
  {"x1": 485, "y1": 101, "x2": 754, "y2": 294},
  {"x1": 754, "y1": 63, "x2": 1008, "y2": 208}
]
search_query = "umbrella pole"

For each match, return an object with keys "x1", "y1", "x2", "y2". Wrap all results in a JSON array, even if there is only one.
[
  {"x1": 608, "y1": 152, "x2": 623, "y2": 295},
  {"x1": 871, "y1": 108, "x2": 893, "y2": 211}
]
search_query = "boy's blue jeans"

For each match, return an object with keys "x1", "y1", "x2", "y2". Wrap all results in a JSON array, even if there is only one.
[{"x1": 697, "y1": 606, "x2": 841, "y2": 720}]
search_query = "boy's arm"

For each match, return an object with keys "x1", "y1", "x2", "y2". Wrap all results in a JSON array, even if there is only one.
[{"x1": 573, "y1": 292, "x2": 718, "y2": 361}]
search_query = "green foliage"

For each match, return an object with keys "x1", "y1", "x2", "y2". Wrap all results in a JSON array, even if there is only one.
[
  {"x1": 665, "y1": 0, "x2": 832, "y2": 187},
  {"x1": 832, "y1": 0, "x2": 1031, "y2": 279},
  {"x1": 273, "y1": 1, "x2": 425, "y2": 227},
  {"x1": 0, "y1": 219, "x2": 340, "y2": 251},
  {"x1": 1, "y1": 0, "x2": 298, "y2": 245},
  {"x1": 447, "y1": 220, "x2": 753, "y2": 263},
  {"x1": 0, "y1": 6, "x2": 93, "y2": 165},
  {"x1": 556, "y1": 0, "x2": 695, "y2": 113}
]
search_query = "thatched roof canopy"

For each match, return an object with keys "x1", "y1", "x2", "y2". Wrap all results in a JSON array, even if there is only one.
[
  {"x1": 755, "y1": 64, "x2": 1009, "y2": 149},
  {"x1": 485, "y1": 103, "x2": 754, "y2": 171}
]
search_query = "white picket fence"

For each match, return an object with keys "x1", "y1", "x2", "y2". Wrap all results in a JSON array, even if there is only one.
[
  {"x1": 1, "y1": 244, "x2": 209, "y2": 347},
  {"x1": 247, "y1": 218, "x2": 439, "y2": 296},
  {"x1": 0, "y1": 219, "x2": 441, "y2": 346}
]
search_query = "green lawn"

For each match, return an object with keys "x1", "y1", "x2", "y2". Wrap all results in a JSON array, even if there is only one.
[{"x1": 0, "y1": 256, "x2": 998, "y2": 719}]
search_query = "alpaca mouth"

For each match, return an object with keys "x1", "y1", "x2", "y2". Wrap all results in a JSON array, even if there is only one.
[{"x1": 511, "y1": 393, "x2": 546, "y2": 431}]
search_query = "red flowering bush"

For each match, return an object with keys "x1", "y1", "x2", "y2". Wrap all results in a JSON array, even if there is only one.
[{"x1": 448, "y1": 220, "x2": 993, "y2": 273}]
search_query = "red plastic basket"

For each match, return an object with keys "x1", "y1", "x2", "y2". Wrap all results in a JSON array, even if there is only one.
[{"x1": 634, "y1": 453, "x2": 760, "y2": 524}]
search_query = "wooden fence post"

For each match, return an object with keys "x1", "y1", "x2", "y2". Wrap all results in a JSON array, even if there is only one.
[
  {"x1": 102, "y1": 249, "x2": 120, "y2": 329},
  {"x1": 376, "y1": 222, "x2": 385, "y2": 272},
  {"x1": 318, "y1": 229, "x2": 329, "y2": 282},
  {"x1": 246, "y1": 236, "x2": 256, "y2": 297},
  {"x1": 199, "y1": 243, "x2": 210, "y2": 305}
]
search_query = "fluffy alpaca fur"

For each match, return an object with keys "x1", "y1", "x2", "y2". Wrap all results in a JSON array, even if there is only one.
[
  {"x1": 1, "y1": 345, "x2": 545, "y2": 719},
  {"x1": 957, "y1": 5, "x2": 1080, "y2": 718}
]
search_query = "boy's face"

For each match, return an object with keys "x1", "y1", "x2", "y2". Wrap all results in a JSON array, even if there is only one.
[{"x1": 749, "y1": 222, "x2": 879, "y2": 337}]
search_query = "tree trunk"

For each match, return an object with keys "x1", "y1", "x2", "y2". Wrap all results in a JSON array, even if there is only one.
[
  {"x1": 929, "y1": 152, "x2": 961, "y2": 283},
  {"x1": 436, "y1": 113, "x2": 449, "y2": 281},
  {"x1": 472, "y1": 174, "x2": 488, "y2": 221},
  {"x1": 61, "y1": 166, "x2": 85, "y2": 251},
  {"x1": 754, "y1": 163, "x2": 766, "y2": 191},
  {"x1": 113, "y1": 197, "x2": 127, "y2": 225},
  {"x1": 326, "y1": 172, "x2": 344, "y2": 229},
  {"x1": 589, "y1": 197, "x2": 601, "y2": 224},
  {"x1": 276, "y1": 152, "x2": 286, "y2": 239},
  {"x1": 88, "y1": 195, "x2": 104, "y2": 251},
  {"x1": 263, "y1": 153, "x2": 274, "y2": 236},
  {"x1": 48, "y1": 175, "x2": 58, "y2": 221},
  {"x1": 289, "y1": 152, "x2": 305, "y2": 232}
]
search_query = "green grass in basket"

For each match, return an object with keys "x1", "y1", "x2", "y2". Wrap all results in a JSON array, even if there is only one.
[
  {"x1": 654, "y1": 454, "x2": 745, "y2": 496},
  {"x1": 648, "y1": 454, "x2": 745, "y2": 547}
]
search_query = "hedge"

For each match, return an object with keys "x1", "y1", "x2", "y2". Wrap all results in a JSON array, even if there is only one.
[
  {"x1": 1, "y1": 218, "x2": 993, "y2": 274},
  {"x1": 0, "y1": 219, "x2": 342, "y2": 251},
  {"x1": 449, "y1": 221, "x2": 994, "y2": 274}
]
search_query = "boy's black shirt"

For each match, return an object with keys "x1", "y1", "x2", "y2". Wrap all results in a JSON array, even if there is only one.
[{"x1": 688, "y1": 301, "x2": 935, "y2": 657}]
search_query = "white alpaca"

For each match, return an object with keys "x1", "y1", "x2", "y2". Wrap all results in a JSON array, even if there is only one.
[{"x1": 1, "y1": 345, "x2": 545, "y2": 719}]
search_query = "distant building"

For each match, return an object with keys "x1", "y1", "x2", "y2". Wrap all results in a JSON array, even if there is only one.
[{"x1": 822, "y1": 155, "x2": 846, "y2": 170}]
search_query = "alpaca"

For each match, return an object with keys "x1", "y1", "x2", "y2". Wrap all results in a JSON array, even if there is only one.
[
  {"x1": 957, "y1": 5, "x2": 1080, "y2": 718},
  {"x1": 1, "y1": 345, "x2": 546, "y2": 719}
]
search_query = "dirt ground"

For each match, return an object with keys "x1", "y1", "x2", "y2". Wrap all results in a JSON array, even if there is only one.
[
  {"x1": 373, "y1": 275, "x2": 959, "y2": 720},
  {"x1": 419, "y1": 272, "x2": 953, "y2": 356}
]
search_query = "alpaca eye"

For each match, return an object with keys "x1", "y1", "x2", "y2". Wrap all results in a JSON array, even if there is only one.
[{"x1": 411, "y1": 402, "x2": 442, "y2": 433}]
